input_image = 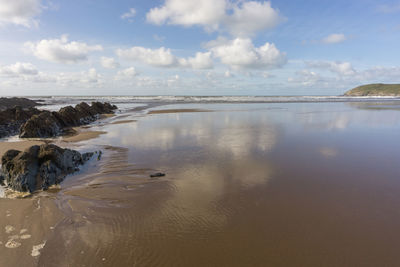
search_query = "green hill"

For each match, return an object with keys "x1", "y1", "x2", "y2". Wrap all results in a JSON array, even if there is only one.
[{"x1": 344, "y1": 84, "x2": 400, "y2": 96}]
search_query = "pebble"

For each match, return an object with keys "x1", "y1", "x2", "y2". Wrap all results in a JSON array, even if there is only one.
[
  {"x1": 31, "y1": 242, "x2": 46, "y2": 257},
  {"x1": 5, "y1": 225, "x2": 15, "y2": 234},
  {"x1": 20, "y1": 234, "x2": 31, "y2": 240},
  {"x1": 5, "y1": 240, "x2": 21, "y2": 249},
  {"x1": 150, "y1": 172, "x2": 166, "y2": 178}
]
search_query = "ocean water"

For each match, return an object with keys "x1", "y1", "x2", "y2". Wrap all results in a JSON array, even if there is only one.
[{"x1": 29, "y1": 95, "x2": 400, "y2": 106}]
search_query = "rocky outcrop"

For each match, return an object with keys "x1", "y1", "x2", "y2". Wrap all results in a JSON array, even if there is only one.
[
  {"x1": 19, "y1": 111, "x2": 63, "y2": 138},
  {"x1": 0, "y1": 97, "x2": 39, "y2": 111},
  {"x1": 20, "y1": 102, "x2": 117, "y2": 138},
  {"x1": 0, "y1": 106, "x2": 41, "y2": 138},
  {"x1": 0, "y1": 144, "x2": 95, "y2": 192}
]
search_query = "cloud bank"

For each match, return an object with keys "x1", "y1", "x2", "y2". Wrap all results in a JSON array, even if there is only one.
[
  {"x1": 0, "y1": 0, "x2": 42, "y2": 27},
  {"x1": 25, "y1": 35, "x2": 103, "y2": 64},
  {"x1": 146, "y1": 0, "x2": 283, "y2": 37}
]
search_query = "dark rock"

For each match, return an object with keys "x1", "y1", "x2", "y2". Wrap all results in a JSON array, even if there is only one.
[
  {"x1": 56, "y1": 106, "x2": 82, "y2": 127},
  {"x1": 19, "y1": 102, "x2": 117, "y2": 139},
  {"x1": 96, "y1": 150, "x2": 102, "y2": 160},
  {"x1": 0, "y1": 106, "x2": 41, "y2": 138},
  {"x1": 90, "y1": 102, "x2": 117, "y2": 114},
  {"x1": 0, "y1": 144, "x2": 95, "y2": 193},
  {"x1": 0, "y1": 97, "x2": 39, "y2": 111},
  {"x1": 82, "y1": 152, "x2": 95, "y2": 162},
  {"x1": 2, "y1": 149, "x2": 20, "y2": 164},
  {"x1": 75, "y1": 102, "x2": 96, "y2": 118},
  {"x1": 150, "y1": 172, "x2": 166, "y2": 178},
  {"x1": 1, "y1": 145, "x2": 40, "y2": 192},
  {"x1": 19, "y1": 111, "x2": 62, "y2": 138},
  {"x1": 39, "y1": 160, "x2": 62, "y2": 190}
]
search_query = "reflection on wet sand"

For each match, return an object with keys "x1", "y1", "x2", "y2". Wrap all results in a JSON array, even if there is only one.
[
  {"x1": 2, "y1": 102, "x2": 400, "y2": 266},
  {"x1": 148, "y1": 108, "x2": 211, "y2": 114}
]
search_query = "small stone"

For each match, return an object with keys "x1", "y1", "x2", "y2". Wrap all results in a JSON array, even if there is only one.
[
  {"x1": 31, "y1": 242, "x2": 46, "y2": 257},
  {"x1": 5, "y1": 240, "x2": 21, "y2": 248},
  {"x1": 5, "y1": 225, "x2": 15, "y2": 234},
  {"x1": 20, "y1": 234, "x2": 31, "y2": 240},
  {"x1": 150, "y1": 172, "x2": 165, "y2": 178}
]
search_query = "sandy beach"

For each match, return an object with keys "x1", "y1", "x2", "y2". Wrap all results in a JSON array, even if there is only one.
[
  {"x1": 0, "y1": 140, "x2": 45, "y2": 158},
  {"x1": 1, "y1": 100, "x2": 400, "y2": 266},
  {"x1": 3, "y1": 0, "x2": 400, "y2": 265}
]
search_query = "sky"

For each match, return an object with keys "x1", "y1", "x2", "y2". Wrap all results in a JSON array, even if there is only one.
[{"x1": 0, "y1": 0, "x2": 400, "y2": 96}]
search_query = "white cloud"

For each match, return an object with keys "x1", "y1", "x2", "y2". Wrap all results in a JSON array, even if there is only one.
[
  {"x1": 167, "y1": 74, "x2": 180, "y2": 86},
  {"x1": 2, "y1": 67, "x2": 104, "y2": 87},
  {"x1": 117, "y1": 46, "x2": 213, "y2": 69},
  {"x1": 360, "y1": 66, "x2": 400, "y2": 80},
  {"x1": 321, "y1": 33, "x2": 346, "y2": 44},
  {"x1": 100, "y1": 57, "x2": 120, "y2": 69},
  {"x1": 288, "y1": 62, "x2": 400, "y2": 89},
  {"x1": 146, "y1": 0, "x2": 226, "y2": 31},
  {"x1": 0, "y1": 0, "x2": 42, "y2": 27},
  {"x1": 224, "y1": 70, "x2": 233, "y2": 78},
  {"x1": 179, "y1": 52, "x2": 213, "y2": 69},
  {"x1": 210, "y1": 38, "x2": 286, "y2": 69},
  {"x1": 288, "y1": 69, "x2": 322, "y2": 86},
  {"x1": 117, "y1": 46, "x2": 177, "y2": 67},
  {"x1": 223, "y1": 1, "x2": 283, "y2": 37},
  {"x1": 55, "y1": 68, "x2": 102, "y2": 86},
  {"x1": 146, "y1": 0, "x2": 283, "y2": 37},
  {"x1": 82, "y1": 68, "x2": 101, "y2": 83},
  {"x1": 115, "y1": 67, "x2": 137, "y2": 80},
  {"x1": 262, "y1": 71, "x2": 273, "y2": 78},
  {"x1": 25, "y1": 35, "x2": 103, "y2": 64},
  {"x1": 0, "y1": 62, "x2": 38, "y2": 76},
  {"x1": 306, "y1": 61, "x2": 356, "y2": 76},
  {"x1": 121, "y1": 8, "x2": 136, "y2": 20}
]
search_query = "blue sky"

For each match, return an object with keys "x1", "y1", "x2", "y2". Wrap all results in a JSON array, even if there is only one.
[{"x1": 0, "y1": 0, "x2": 400, "y2": 96}]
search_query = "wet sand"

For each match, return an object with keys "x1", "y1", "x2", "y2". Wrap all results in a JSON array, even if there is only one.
[
  {"x1": 61, "y1": 130, "x2": 107, "y2": 143},
  {"x1": 0, "y1": 196, "x2": 63, "y2": 266},
  {"x1": 99, "y1": 114, "x2": 115, "y2": 119},
  {"x1": 110, "y1": 119, "x2": 136, "y2": 125},
  {"x1": 1, "y1": 102, "x2": 400, "y2": 266},
  {"x1": 0, "y1": 140, "x2": 45, "y2": 157},
  {"x1": 148, "y1": 108, "x2": 210, "y2": 114}
]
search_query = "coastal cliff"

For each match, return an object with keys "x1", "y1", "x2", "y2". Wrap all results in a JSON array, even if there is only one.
[{"x1": 344, "y1": 84, "x2": 400, "y2": 96}]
